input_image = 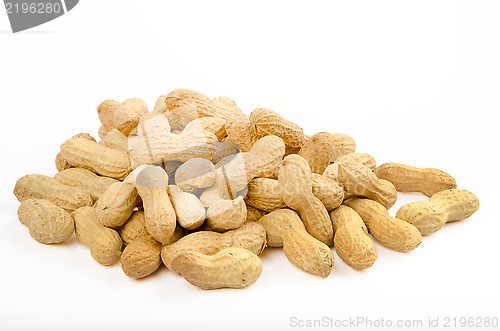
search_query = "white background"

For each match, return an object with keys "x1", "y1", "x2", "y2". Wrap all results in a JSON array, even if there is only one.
[{"x1": 1, "y1": 1, "x2": 499, "y2": 330}]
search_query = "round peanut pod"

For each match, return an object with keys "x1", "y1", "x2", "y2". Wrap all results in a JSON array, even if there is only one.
[
  {"x1": 225, "y1": 113, "x2": 259, "y2": 152},
  {"x1": 175, "y1": 158, "x2": 215, "y2": 193},
  {"x1": 113, "y1": 98, "x2": 148, "y2": 135},
  {"x1": 18, "y1": 199, "x2": 74, "y2": 244},
  {"x1": 323, "y1": 152, "x2": 376, "y2": 182},
  {"x1": 95, "y1": 182, "x2": 138, "y2": 228},
  {"x1": 121, "y1": 237, "x2": 163, "y2": 279},
  {"x1": 205, "y1": 196, "x2": 247, "y2": 231},
  {"x1": 97, "y1": 99, "x2": 120, "y2": 131},
  {"x1": 169, "y1": 185, "x2": 206, "y2": 230}
]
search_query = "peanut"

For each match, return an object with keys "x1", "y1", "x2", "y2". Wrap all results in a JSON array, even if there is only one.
[
  {"x1": 278, "y1": 154, "x2": 334, "y2": 246},
  {"x1": 94, "y1": 182, "x2": 138, "y2": 227},
  {"x1": 170, "y1": 247, "x2": 263, "y2": 290},
  {"x1": 215, "y1": 135, "x2": 285, "y2": 198},
  {"x1": 345, "y1": 198, "x2": 422, "y2": 253},
  {"x1": 375, "y1": 162, "x2": 457, "y2": 197},
  {"x1": 60, "y1": 137, "x2": 131, "y2": 180},
  {"x1": 189, "y1": 117, "x2": 227, "y2": 141},
  {"x1": 121, "y1": 236, "x2": 163, "y2": 279},
  {"x1": 163, "y1": 88, "x2": 238, "y2": 121},
  {"x1": 245, "y1": 178, "x2": 286, "y2": 212},
  {"x1": 154, "y1": 94, "x2": 191, "y2": 132},
  {"x1": 175, "y1": 158, "x2": 215, "y2": 193},
  {"x1": 311, "y1": 174, "x2": 344, "y2": 210},
  {"x1": 128, "y1": 120, "x2": 238, "y2": 165},
  {"x1": 205, "y1": 196, "x2": 247, "y2": 231},
  {"x1": 14, "y1": 174, "x2": 92, "y2": 212},
  {"x1": 212, "y1": 96, "x2": 242, "y2": 116},
  {"x1": 97, "y1": 99, "x2": 120, "y2": 131},
  {"x1": 396, "y1": 189, "x2": 479, "y2": 235},
  {"x1": 136, "y1": 110, "x2": 171, "y2": 136},
  {"x1": 169, "y1": 185, "x2": 206, "y2": 230},
  {"x1": 134, "y1": 165, "x2": 177, "y2": 244},
  {"x1": 323, "y1": 152, "x2": 376, "y2": 182},
  {"x1": 257, "y1": 209, "x2": 334, "y2": 277},
  {"x1": 245, "y1": 205, "x2": 267, "y2": 223},
  {"x1": 54, "y1": 168, "x2": 118, "y2": 202},
  {"x1": 98, "y1": 125, "x2": 109, "y2": 140},
  {"x1": 200, "y1": 185, "x2": 222, "y2": 208},
  {"x1": 72, "y1": 206, "x2": 122, "y2": 265},
  {"x1": 298, "y1": 132, "x2": 356, "y2": 174},
  {"x1": 330, "y1": 205, "x2": 377, "y2": 270},
  {"x1": 120, "y1": 211, "x2": 184, "y2": 246},
  {"x1": 98, "y1": 128, "x2": 129, "y2": 152},
  {"x1": 55, "y1": 133, "x2": 96, "y2": 172},
  {"x1": 18, "y1": 199, "x2": 74, "y2": 244},
  {"x1": 337, "y1": 160, "x2": 397, "y2": 208},
  {"x1": 250, "y1": 107, "x2": 307, "y2": 149},
  {"x1": 113, "y1": 98, "x2": 148, "y2": 135},
  {"x1": 161, "y1": 222, "x2": 266, "y2": 269},
  {"x1": 225, "y1": 113, "x2": 258, "y2": 152}
]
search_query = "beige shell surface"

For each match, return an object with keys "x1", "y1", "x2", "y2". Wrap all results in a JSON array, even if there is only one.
[
  {"x1": 121, "y1": 237, "x2": 163, "y2": 279},
  {"x1": 257, "y1": 209, "x2": 334, "y2": 277},
  {"x1": 206, "y1": 196, "x2": 247, "y2": 231},
  {"x1": 175, "y1": 158, "x2": 215, "y2": 193},
  {"x1": 245, "y1": 205, "x2": 267, "y2": 223},
  {"x1": 225, "y1": 113, "x2": 259, "y2": 152},
  {"x1": 119, "y1": 211, "x2": 149, "y2": 245},
  {"x1": 396, "y1": 189, "x2": 479, "y2": 235},
  {"x1": 97, "y1": 99, "x2": 120, "y2": 131},
  {"x1": 212, "y1": 96, "x2": 243, "y2": 117},
  {"x1": 311, "y1": 174, "x2": 344, "y2": 210},
  {"x1": 278, "y1": 154, "x2": 333, "y2": 246},
  {"x1": 337, "y1": 161, "x2": 397, "y2": 209},
  {"x1": 245, "y1": 178, "x2": 286, "y2": 212},
  {"x1": 60, "y1": 137, "x2": 131, "y2": 180},
  {"x1": 54, "y1": 168, "x2": 118, "y2": 202},
  {"x1": 345, "y1": 198, "x2": 422, "y2": 253},
  {"x1": 14, "y1": 174, "x2": 92, "y2": 212},
  {"x1": 163, "y1": 89, "x2": 233, "y2": 121},
  {"x1": 323, "y1": 152, "x2": 376, "y2": 182},
  {"x1": 95, "y1": 182, "x2": 138, "y2": 228},
  {"x1": 18, "y1": 199, "x2": 74, "y2": 244},
  {"x1": 298, "y1": 132, "x2": 339, "y2": 174},
  {"x1": 99, "y1": 128, "x2": 129, "y2": 152},
  {"x1": 375, "y1": 162, "x2": 457, "y2": 197},
  {"x1": 72, "y1": 207, "x2": 122, "y2": 265},
  {"x1": 113, "y1": 98, "x2": 148, "y2": 135},
  {"x1": 55, "y1": 133, "x2": 96, "y2": 172},
  {"x1": 170, "y1": 247, "x2": 263, "y2": 290},
  {"x1": 250, "y1": 107, "x2": 307, "y2": 148},
  {"x1": 169, "y1": 185, "x2": 206, "y2": 230}
]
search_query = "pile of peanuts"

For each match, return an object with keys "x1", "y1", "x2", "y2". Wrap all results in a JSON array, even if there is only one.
[{"x1": 13, "y1": 89, "x2": 480, "y2": 289}]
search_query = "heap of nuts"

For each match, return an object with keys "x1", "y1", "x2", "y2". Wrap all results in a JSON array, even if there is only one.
[{"x1": 13, "y1": 89, "x2": 480, "y2": 290}]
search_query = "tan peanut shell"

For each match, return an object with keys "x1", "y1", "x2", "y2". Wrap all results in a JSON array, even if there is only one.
[
  {"x1": 311, "y1": 174, "x2": 344, "y2": 210},
  {"x1": 113, "y1": 98, "x2": 148, "y2": 134},
  {"x1": 323, "y1": 152, "x2": 376, "y2": 182},
  {"x1": 128, "y1": 120, "x2": 237, "y2": 165},
  {"x1": 161, "y1": 222, "x2": 266, "y2": 269},
  {"x1": 396, "y1": 189, "x2": 479, "y2": 235},
  {"x1": 97, "y1": 99, "x2": 120, "y2": 131},
  {"x1": 18, "y1": 199, "x2": 74, "y2": 244},
  {"x1": 134, "y1": 165, "x2": 177, "y2": 244},
  {"x1": 170, "y1": 247, "x2": 263, "y2": 290},
  {"x1": 245, "y1": 205, "x2": 267, "y2": 223},
  {"x1": 245, "y1": 178, "x2": 286, "y2": 212},
  {"x1": 98, "y1": 125, "x2": 109, "y2": 140},
  {"x1": 154, "y1": 94, "x2": 191, "y2": 132},
  {"x1": 225, "y1": 113, "x2": 259, "y2": 152},
  {"x1": 99, "y1": 128, "x2": 129, "y2": 152},
  {"x1": 212, "y1": 96, "x2": 243, "y2": 117},
  {"x1": 136, "y1": 110, "x2": 171, "y2": 137},
  {"x1": 345, "y1": 198, "x2": 422, "y2": 253},
  {"x1": 72, "y1": 207, "x2": 122, "y2": 265},
  {"x1": 200, "y1": 186, "x2": 222, "y2": 208},
  {"x1": 60, "y1": 137, "x2": 131, "y2": 180},
  {"x1": 54, "y1": 168, "x2": 118, "y2": 202},
  {"x1": 257, "y1": 209, "x2": 334, "y2": 277},
  {"x1": 205, "y1": 196, "x2": 247, "y2": 231},
  {"x1": 163, "y1": 88, "x2": 235, "y2": 121},
  {"x1": 169, "y1": 185, "x2": 206, "y2": 230},
  {"x1": 298, "y1": 132, "x2": 356, "y2": 174},
  {"x1": 175, "y1": 158, "x2": 215, "y2": 193},
  {"x1": 330, "y1": 206, "x2": 377, "y2": 270},
  {"x1": 337, "y1": 161, "x2": 397, "y2": 208},
  {"x1": 278, "y1": 154, "x2": 334, "y2": 246},
  {"x1": 121, "y1": 237, "x2": 163, "y2": 279},
  {"x1": 215, "y1": 135, "x2": 285, "y2": 198},
  {"x1": 375, "y1": 162, "x2": 457, "y2": 197},
  {"x1": 250, "y1": 107, "x2": 307, "y2": 149},
  {"x1": 119, "y1": 211, "x2": 149, "y2": 245},
  {"x1": 14, "y1": 174, "x2": 92, "y2": 212},
  {"x1": 94, "y1": 182, "x2": 138, "y2": 228},
  {"x1": 55, "y1": 133, "x2": 97, "y2": 172},
  {"x1": 189, "y1": 117, "x2": 227, "y2": 141}
]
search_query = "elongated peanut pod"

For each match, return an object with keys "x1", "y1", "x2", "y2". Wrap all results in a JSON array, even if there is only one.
[
  {"x1": 170, "y1": 247, "x2": 263, "y2": 290},
  {"x1": 345, "y1": 198, "x2": 422, "y2": 253},
  {"x1": 54, "y1": 168, "x2": 118, "y2": 202},
  {"x1": 330, "y1": 206, "x2": 377, "y2": 270},
  {"x1": 95, "y1": 182, "x2": 137, "y2": 228},
  {"x1": 396, "y1": 189, "x2": 479, "y2": 235},
  {"x1": 258, "y1": 209, "x2": 334, "y2": 278},
  {"x1": 121, "y1": 237, "x2": 163, "y2": 279},
  {"x1": 278, "y1": 154, "x2": 333, "y2": 246},
  {"x1": 375, "y1": 162, "x2": 457, "y2": 197}
]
